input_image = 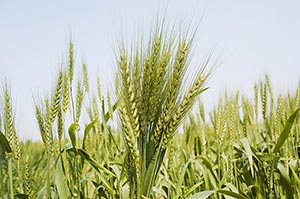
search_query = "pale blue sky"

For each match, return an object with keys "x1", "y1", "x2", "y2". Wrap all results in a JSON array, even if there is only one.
[{"x1": 1, "y1": 0, "x2": 300, "y2": 141}]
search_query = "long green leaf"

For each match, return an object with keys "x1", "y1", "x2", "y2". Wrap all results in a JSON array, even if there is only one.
[
  {"x1": 0, "y1": 131, "x2": 12, "y2": 153},
  {"x1": 290, "y1": 165, "x2": 300, "y2": 187},
  {"x1": 197, "y1": 155, "x2": 218, "y2": 181},
  {"x1": 240, "y1": 138, "x2": 254, "y2": 177},
  {"x1": 104, "y1": 100, "x2": 119, "y2": 122},
  {"x1": 217, "y1": 190, "x2": 248, "y2": 199},
  {"x1": 277, "y1": 162, "x2": 294, "y2": 198},
  {"x1": 176, "y1": 160, "x2": 192, "y2": 194},
  {"x1": 186, "y1": 190, "x2": 248, "y2": 199},
  {"x1": 78, "y1": 149, "x2": 115, "y2": 177},
  {"x1": 36, "y1": 186, "x2": 46, "y2": 199},
  {"x1": 186, "y1": 190, "x2": 215, "y2": 199},
  {"x1": 82, "y1": 119, "x2": 97, "y2": 150},
  {"x1": 78, "y1": 149, "x2": 115, "y2": 195},
  {"x1": 55, "y1": 156, "x2": 68, "y2": 198},
  {"x1": 14, "y1": 194, "x2": 28, "y2": 199},
  {"x1": 142, "y1": 149, "x2": 165, "y2": 197},
  {"x1": 273, "y1": 108, "x2": 300, "y2": 154},
  {"x1": 178, "y1": 182, "x2": 203, "y2": 199}
]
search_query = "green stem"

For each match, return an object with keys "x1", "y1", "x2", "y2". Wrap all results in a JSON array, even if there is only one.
[
  {"x1": 47, "y1": 149, "x2": 51, "y2": 198},
  {"x1": 70, "y1": 87, "x2": 76, "y2": 122},
  {"x1": 142, "y1": 148, "x2": 166, "y2": 198},
  {"x1": 0, "y1": 163, "x2": 4, "y2": 199},
  {"x1": 8, "y1": 155, "x2": 14, "y2": 199},
  {"x1": 17, "y1": 163, "x2": 22, "y2": 194},
  {"x1": 0, "y1": 171, "x2": 2, "y2": 198},
  {"x1": 76, "y1": 154, "x2": 81, "y2": 199}
]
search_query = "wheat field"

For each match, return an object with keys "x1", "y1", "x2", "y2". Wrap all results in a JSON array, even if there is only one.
[{"x1": 0, "y1": 23, "x2": 299, "y2": 199}]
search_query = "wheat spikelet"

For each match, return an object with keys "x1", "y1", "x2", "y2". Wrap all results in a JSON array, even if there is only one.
[
  {"x1": 62, "y1": 71, "x2": 70, "y2": 114},
  {"x1": 164, "y1": 72, "x2": 208, "y2": 145},
  {"x1": 254, "y1": 84, "x2": 259, "y2": 123},
  {"x1": 149, "y1": 48, "x2": 171, "y2": 124},
  {"x1": 75, "y1": 80, "x2": 84, "y2": 123},
  {"x1": 82, "y1": 63, "x2": 89, "y2": 93},
  {"x1": 150, "y1": 36, "x2": 162, "y2": 68},
  {"x1": 68, "y1": 41, "x2": 74, "y2": 84},
  {"x1": 199, "y1": 100, "x2": 206, "y2": 122},
  {"x1": 107, "y1": 91, "x2": 113, "y2": 120},
  {"x1": 143, "y1": 36, "x2": 162, "y2": 123},
  {"x1": 154, "y1": 116, "x2": 164, "y2": 146},
  {"x1": 35, "y1": 105, "x2": 47, "y2": 146},
  {"x1": 138, "y1": 55, "x2": 152, "y2": 136},
  {"x1": 165, "y1": 40, "x2": 189, "y2": 109},
  {"x1": 52, "y1": 72, "x2": 63, "y2": 118},
  {"x1": 167, "y1": 140, "x2": 175, "y2": 172},
  {"x1": 266, "y1": 75, "x2": 274, "y2": 114},
  {"x1": 274, "y1": 96, "x2": 283, "y2": 140},
  {"x1": 229, "y1": 103, "x2": 235, "y2": 142},
  {"x1": 131, "y1": 49, "x2": 144, "y2": 139},
  {"x1": 242, "y1": 97, "x2": 252, "y2": 137},
  {"x1": 265, "y1": 75, "x2": 276, "y2": 140},
  {"x1": 118, "y1": 49, "x2": 140, "y2": 138},
  {"x1": 234, "y1": 92, "x2": 242, "y2": 139},
  {"x1": 12, "y1": 128, "x2": 21, "y2": 164},
  {"x1": 45, "y1": 98, "x2": 50, "y2": 117},
  {"x1": 244, "y1": 97, "x2": 254, "y2": 126},
  {"x1": 44, "y1": 71, "x2": 63, "y2": 153},
  {"x1": 200, "y1": 125, "x2": 207, "y2": 156},
  {"x1": 92, "y1": 96, "x2": 101, "y2": 134},
  {"x1": 46, "y1": 71, "x2": 63, "y2": 129},
  {"x1": 3, "y1": 88, "x2": 14, "y2": 148},
  {"x1": 141, "y1": 56, "x2": 152, "y2": 107},
  {"x1": 57, "y1": 106, "x2": 63, "y2": 141},
  {"x1": 210, "y1": 107, "x2": 217, "y2": 134},
  {"x1": 132, "y1": 49, "x2": 141, "y2": 91},
  {"x1": 132, "y1": 49, "x2": 141, "y2": 104},
  {"x1": 220, "y1": 105, "x2": 227, "y2": 145},
  {"x1": 215, "y1": 100, "x2": 223, "y2": 142},
  {"x1": 97, "y1": 75, "x2": 104, "y2": 104},
  {"x1": 85, "y1": 130, "x2": 92, "y2": 152},
  {"x1": 3, "y1": 87, "x2": 21, "y2": 163},
  {"x1": 154, "y1": 40, "x2": 190, "y2": 146},
  {"x1": 261, "y1": 82, "x2": 267, "y2": 121},
  {"x1": 119, "y1": 107, "x2": 140, "y2": 185},
  {"x1": 25, "y1": 156, "x2": 32, "y2": 198},
  {"x1": 114, "y1": 71, "x2": 120, "y2": 96}
]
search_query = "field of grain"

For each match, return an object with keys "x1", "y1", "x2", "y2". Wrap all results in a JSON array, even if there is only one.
[{"x1": 0, "y1": 24, "x2": 299, "y2": 199}]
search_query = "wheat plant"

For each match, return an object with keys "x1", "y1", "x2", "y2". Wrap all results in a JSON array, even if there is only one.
[{"x1": 116, "y1": 23, "x2": 215, "y2": 198}]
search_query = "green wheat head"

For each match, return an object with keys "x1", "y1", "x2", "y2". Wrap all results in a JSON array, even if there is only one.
[{"x1": 117, "y1": 22, "x2": 216, "y2": 197}]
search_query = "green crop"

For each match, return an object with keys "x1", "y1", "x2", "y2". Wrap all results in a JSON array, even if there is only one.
[{"x1": 0, "y1": 21, "x2": 299, "y2": 199}]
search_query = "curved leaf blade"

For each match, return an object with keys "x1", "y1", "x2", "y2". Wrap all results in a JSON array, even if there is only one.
[
  {"x1": 273, "y1": 108, "x2": 300, "y2": 154},
  {"x1": 186, "y1": 190, "x2": 215, "y2": 199},
  {"x1": 0, "y1": 131, "x2": 12, "y2": 153},
  {"x1": 68, "y1": 123, "x2": 80, "y2": 149},
  {"x1": 82, "y1": 119, "x2": 97, "y2": 149},
  {"x1": 240, "y1": 137, "x2": 254, "y2": 177}
]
